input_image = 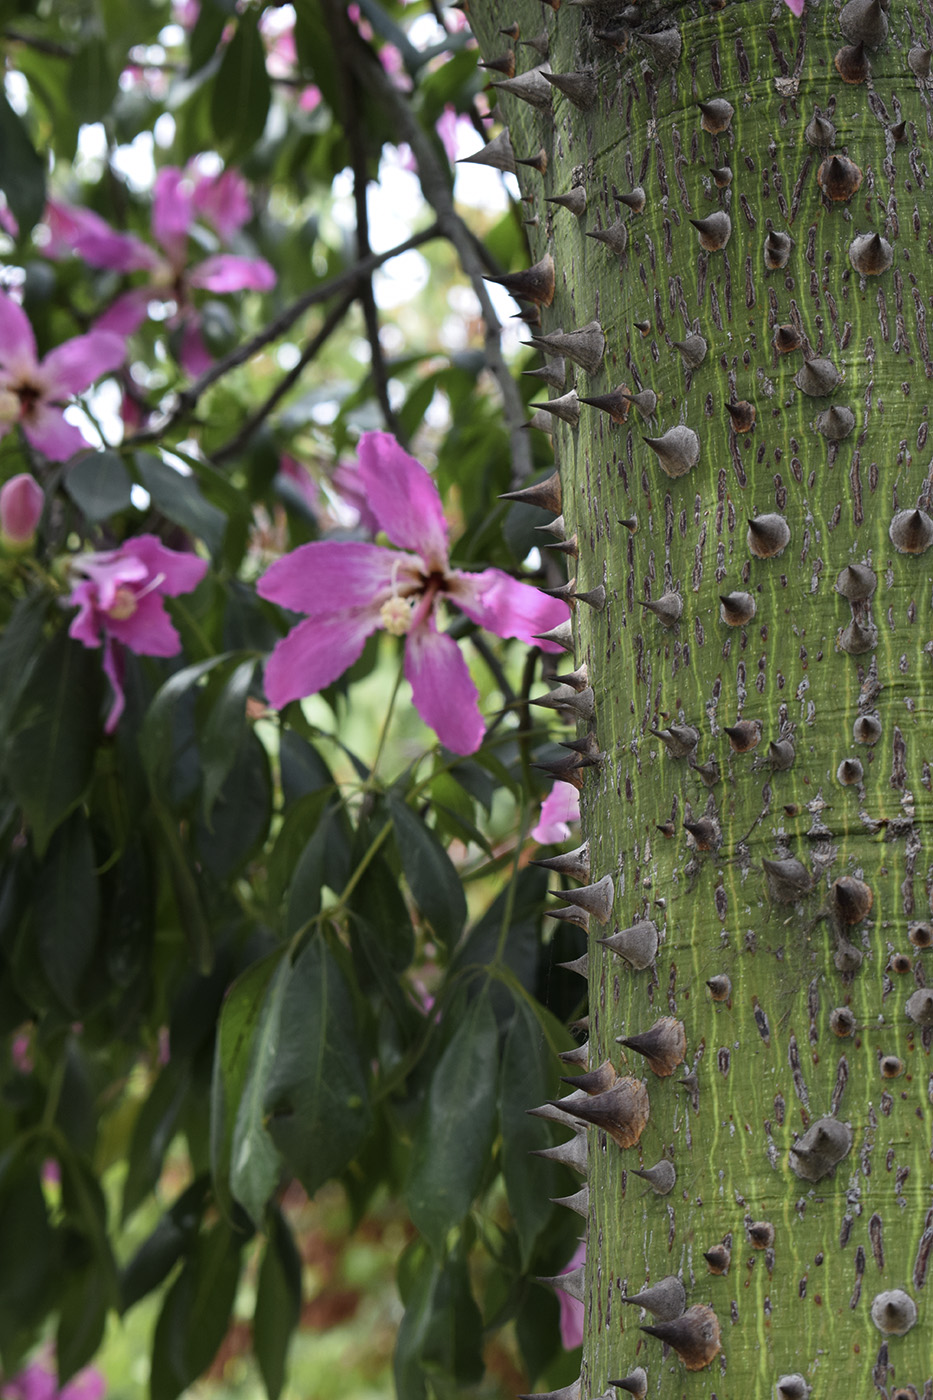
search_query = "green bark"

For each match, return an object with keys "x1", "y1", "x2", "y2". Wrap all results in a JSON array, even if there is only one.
[{"x1": 470, "y1": 0, "x2": 933, "y2": 1393}]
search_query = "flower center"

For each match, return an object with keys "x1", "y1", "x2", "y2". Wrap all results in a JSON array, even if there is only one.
[
  {"x1": 107, "y1": 585, "x2": 139, "y2": 620},
  {"x1": 380, "y1": 594, "x2": 414, "y2": 635},
  {"x1": 0, "y1": 389, "x2": 20, "y2": 424}
]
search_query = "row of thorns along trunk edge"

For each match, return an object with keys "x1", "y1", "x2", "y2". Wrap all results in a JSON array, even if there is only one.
[{"x1": 465, "y1": 0, "x2": 933, "y2": 1393}]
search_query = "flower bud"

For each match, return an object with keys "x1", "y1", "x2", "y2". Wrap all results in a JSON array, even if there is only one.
[{"x1": 0, "y1": 473, "x2": 43, "y2": 548}]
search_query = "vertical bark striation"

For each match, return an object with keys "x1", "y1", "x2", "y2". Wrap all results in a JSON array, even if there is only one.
[{"x1": 470, "y1": 0, "x2": 933, "y2": 1393}]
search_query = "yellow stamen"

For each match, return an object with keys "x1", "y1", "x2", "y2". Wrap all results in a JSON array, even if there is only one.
[
  {"x1": 107, "y1": 585, "x2": 139, "y2": 620},
  {"x1": 380, "y1": 595, "x2": 414, "y2": 635}
]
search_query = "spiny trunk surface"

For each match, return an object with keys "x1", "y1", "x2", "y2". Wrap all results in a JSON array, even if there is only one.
[{"x1": 470, "y1": 0, "x2": 933, "y2": 1394}]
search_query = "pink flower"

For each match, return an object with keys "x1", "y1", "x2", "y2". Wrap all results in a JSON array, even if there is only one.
[
  {"x1": 45, "y1": 167, "x2": 275, "y2": 374},
  {"x1": 558, "y1": 1242, "x2": 585, "y2": 1350},
  {"x1": 276, "y1": 455, "x2": 379, "y2": 534},
  {"x1": 11, "y1": 1031, "x2": 33, "y2": 1073},
  {"x1": 66, "y1": 534, "x2": 208, "y2": 731},
  {"x1": 532, "y1": 784, "x2": 581, "y2": 845},
  {"x1": 783, "y1": 0, "x2": 804, "y2": 12},
  {"x1": 436, "y1": 105, "x2": 471, "y2": 165},
  {"x1": 257, "y1": 432, "x2": 570, "y2": 755},
  {"x1": 0, "y1": 293, "x2": 125, "y2": 462},
  {"x1": 1, "y1": 1356, "x2": 105, "y2": 1400},
  {"x1": 0, "y1": 473, "x2": 44, "y2": 545}
]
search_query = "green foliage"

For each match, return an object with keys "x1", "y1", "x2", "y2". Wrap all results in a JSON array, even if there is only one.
[{"x1": 0, "y1": 0, "x2": 579, "y2": 1395}]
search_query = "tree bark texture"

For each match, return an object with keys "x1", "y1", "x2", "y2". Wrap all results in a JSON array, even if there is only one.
[{"x1": 469, "y1": 0, "x2": 933, "y2": 1394}]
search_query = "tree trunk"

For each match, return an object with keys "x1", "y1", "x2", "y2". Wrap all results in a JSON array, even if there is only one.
[{"x1": 470, "y1": 0, "x2": 933, "y2": 1393}]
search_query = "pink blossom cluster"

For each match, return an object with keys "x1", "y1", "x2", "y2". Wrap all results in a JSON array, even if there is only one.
[
  {"x1": 0, "y1": 1355, "x2": 105, "y2": 1400},
  {"x1": 45, "y1": 165, "x2": 275, "y2": 375}
]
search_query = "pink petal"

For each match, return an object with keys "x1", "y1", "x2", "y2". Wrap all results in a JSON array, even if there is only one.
[
  {"x1": 44, "y1": 201, "x2": 154, "y2": 266},
  {"x1": 41, "y1": 331, "x2": 126, "y2": 397},
  {"x1": 435, "y1": 104, "x2": 462, "y2": 164},
  {"x1": 531, "y1": 784, "x2": 580, "y2": 845},
  {"x1": 125, "y1": 534, "x2": 208, "y2": 595},
  {"x1": 558, "y1": 1243, "x2": 586, "y2": 1350},
  {"x1": 94, "y1": 288, "x2": 152, "y2": 335},
  {"x1": 68, "y1": 581, "x2": 104, "y2": 648},
  {"x1": 191, "y1": 168, "x2": 251, "y2": 240},
  {"x1": 104, "y1": 592, "x2": 182, "y2": 656},
  {"x1": 783, "y1": 0, "x2": 804, "y2": 12},
  {"x1": 257, "y1": 540, "x2": 419, "y2": 618},
  {"x1": 61, "y1": 1369, "x2": 107, "y2": 1400},
  {"x1": 178, "y1": 319, "x2": 213, "y2": 376},
  {"x1": 262, "y1": 610, "x2": 381, "y2": 708},
  {"x1": 357, "y1": 432, "x2": 449, "y2": 569},
  {"x1": 277, "y1": 455, "x2": 320, "y2": 513},
  {"x1": 0, "y1": 198, "x2": 19, "y2": 238},
  {"x1": 22, "y1": 406, "x2": 89, "y2": 462},
  {"x1": 152, "y1": 168, "x2": 194, "y2": 263},
  {"x1": 102, "y1": 637, "x2": 126, "y2": 733},
  {"x1": 72, "y1": 225, "x2": 159, "y2": 274},
  {"x1": 448, "y1": 568, "x2": 570, "y2": 649},
  {"x1": 0, "y1": 473, "x2": 44, "y2": 542},
  {"x1": 0, "y1": 292, "x2": 38, "y2": 375},
  {"x1": 188, "y1": 253, "x2": 276, "y2": 293},
  {"x1": 404, "y1": 620, "x2": 484, "y2": 755}
]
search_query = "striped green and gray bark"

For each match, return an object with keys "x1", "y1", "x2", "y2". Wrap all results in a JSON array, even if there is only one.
[{"x1": 471, "y1": 0, "x2": 933, "y2": 1394}]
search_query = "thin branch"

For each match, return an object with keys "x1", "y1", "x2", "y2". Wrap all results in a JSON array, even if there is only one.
[
  {"x1": 3, "y1": 28, "x2": 73, "y2": 57},
  {"x1": 338, "y1": 26, "x2": 534, "y2": 486},
  {"x1": 322, "y1": 0, "x2": 404, "y2": 442},
  {"x1": 211, "y1": 290, "x2": 356, "y2": 464},
  {"x1": 124, "y1": 222, "x2": 441, "y2": 448}
]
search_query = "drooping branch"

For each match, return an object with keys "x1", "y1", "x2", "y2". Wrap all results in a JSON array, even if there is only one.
[
  {"x1": 211, "y1": 290, "x2": 356, "y2": 464},
  {"x1": 125, "y1": 222, "x2": 442, "y2": 447},
  {"x1": 339, "y1": 23, "x2": 534, "y2": 486},
  {"x1": 321, "y1": 0, "x2": 405, "y2": 443}
]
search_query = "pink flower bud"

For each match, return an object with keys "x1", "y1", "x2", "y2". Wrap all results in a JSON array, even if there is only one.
[{"x1": 0, "y1": 473, "x2": 43, "y2": 546}]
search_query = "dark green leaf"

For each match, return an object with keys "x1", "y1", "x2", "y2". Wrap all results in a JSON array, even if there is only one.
[
  {"x1": 210, "y1": 951, "x2": 283, "y2": 1217},
  {"x1": 387, "y1": 795, "x2": 466, "y2": 951},
  {"x1": 67, "y1": 33, "x2": 118, "y2": 124},
  {"x1": 210, "y1": 13, "x2": 271, "y2": 159},
  {"x1": 56, "y1": 1263, "x2": 109, "y2": 1383},
  {"x1": 264, "y1": 940, "x2": 371, "y2": 1198},
  {"x1": 122, "y1": 1061, "x2": 191, "y2": 1223},
  {"x1": 229, "y1": 957, "x2": 289, "y2": 1224},
  {"x1": 0, "y1": 592, "x2": 49, "y2": 747},
  {"x1": 253, "y1": 1207, "x2": 302, "y2": 1400},
  {"x1": 136, "y1": 452, "x2": 226, "y2": 556},
  {"x1": 0, "y1": 1161, "x2": 54, "y2": 1327},
  {"x1": 140, "y1": 654, "x2": 230, "y2": 799},
  {"x1": 283, "y1": 804, "x2": 345, "y2": 936},
  {"x1": 500, "y1": 996, "x2": 565, "y2": 1268},
  {"x1": 450, "y1": 867, "x2": 548, "y2": 1026},
  {"x1": 279, "y1": 731, "x2": 335, "y2": 805},
  {"x1": 64, "y1": 451, "x2": 133, "y2": 523},
  {"x1": 188, "y1": 0, "x2": 231, "y2": 73},
  {"x1": 0, "y1": 93, "x2": 46, "y2": 234},
  {"x1": 347, "y1": 845, "x2": 413, "y2": 972},
  {"x1": 201, "y1": 659, "x2": 256, "y2": 823},
  {"x1": 121, "y1": 1179, "x2": 211, "y2": 1312},
  {"x1": 194, "y1": 730, "x2": 271, "y2": 879},
  {"x1": 405, "y1": 993, "x2": 499, "y2": 1250},
  {"x1": 149, "y1": 1221, "x2": 243, "y2": 1400},
  {"x1": 394, "y1": 1239, "x2": 484, "y2": 1399},
  {"x1": 7, "y1": 632, "x2": 103, "y2": 856},
  {"x1": 32, "y1": 811, "x2": 99, "y2": 1014}
]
